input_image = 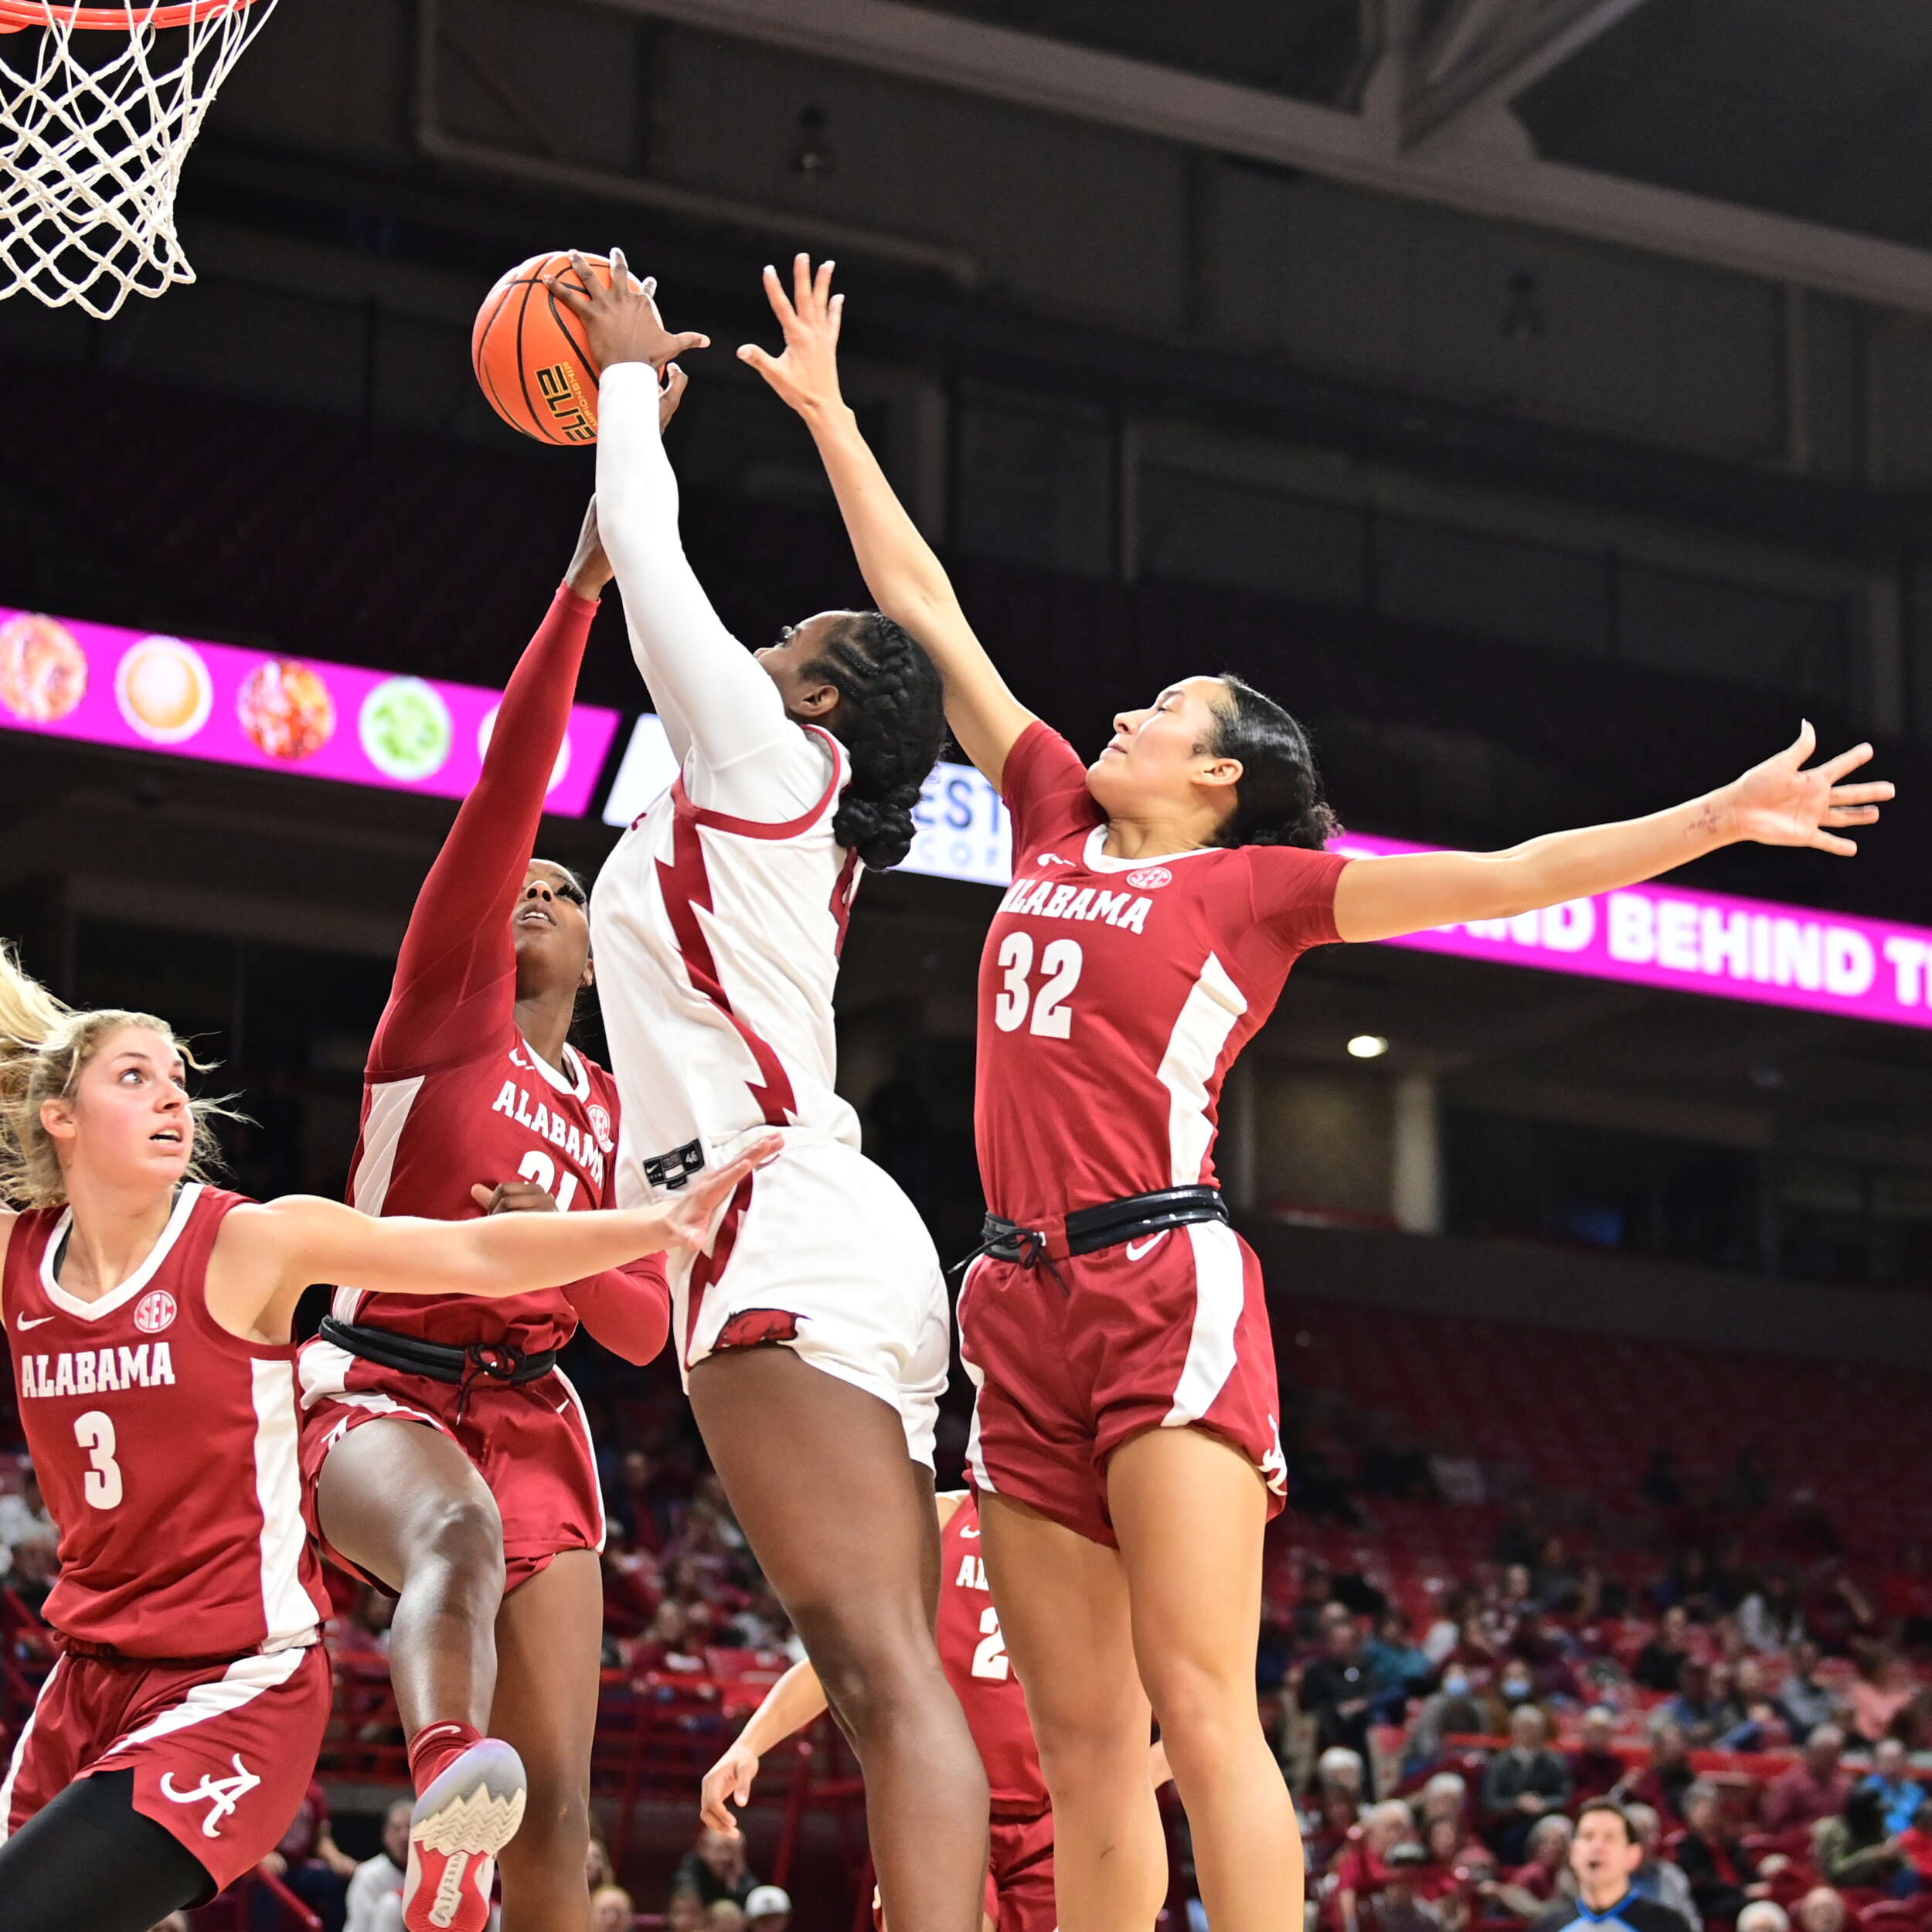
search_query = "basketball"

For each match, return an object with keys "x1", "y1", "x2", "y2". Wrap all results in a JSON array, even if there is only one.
[{"x1": 471, "y1": 250, "x2": 614, "y2": 446}]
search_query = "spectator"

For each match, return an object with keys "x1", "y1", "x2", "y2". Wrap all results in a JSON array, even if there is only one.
[
  {"x1": 1303, "y1": 1615, "x2": 1379, "y2": 1785},
  {"x1": 1423, "y1": 1590, "x2": 1475, "y2": 1667},
  {"x1": 1674, "y1": 1781, "x2": 1765, "y2": 1927},
  {"x1": 1738, "y1": 1576, "x2": 1806, "y2": 1656},
  {"x1": 587, "y1": 1836, "x2": 615, "y2": 1890},
  {"x1": 1419, "y1": 1817, "x2": 1477, "y2": 1932},
  {"x1": 744, "y1": 1886, "x2": 792, "y2": 1932},
  {"x1": 1307, "y1": 1747, "x2": 1367, "y2": 1866},
  {"x1": 1627, "y1": 1804, "x2": 1703, "y2": 1932},
  {"x1": 1811, "y1": 1787, "x2": 1906, "y2": 1893},
  {"x1": 1406, "y1": 1668, "x2": 1488, "y2": 1776},
  {"x1": 1625, "y1": 1723, "x2": 1697, "y2": 1826},
  {"x1": 1571, "y1": 1707, "x2": 1627, "y2": 1804},
  {"x1": 1778, "y1": 1644, "x2": 1841, "y2": 1744},
  {"x1": 672, "y1": 1826, "x2": 762, "y2": 1909},
  {"x1": 343, "y1": 1800, "x2": 410, "y2": 1932},
  {"x1": 1332, "y1": 1801, "x2": 1417, "y2": 1932},
  {"x1": 259, "y1": 1780, "x2": 359, "y2": 1932},
  {"x1": 1372, "y1": 1842, "x2": 1447, "y2": 1932},
  {"x1": 1792, "y1": 1892, "x2": 1845, "y2": 1932},
  {"x1": 1481, "y1": 1706, "x2": 1571, "y2": 1862},
  {"x1": 1367, "y1": 1610, "x2": 1435, "y2": 1714},
  {"x1": 1764, "y1": 1726, "x2": 1852, "y2": 1834},
  {"x1": 1654, "y1": 1661, "x2": 1733, "y2": 1747},
  {"x1": 707, "y1": 1906, "x2": 747, "y2": 1932},
  {"x1": 1861, "y1": 1738, "x2": 1925, "y2": 1837},
  {"x1": 1419, "y1": 1773, "x2": 1468, "y2": 1833},
  {"x1": 1736, "y1": 1906, "x2": 1788, "y2": 1932},
  {"x1": 668, "y1": 1886, "x2": 708, "y2": 1932},
  {"x1": 1848, "y1": 1651, "x2": 1917, "y2": 1747},
  {"x1": 1534, "y1": 1800, "x2": 1693, "y2": 1932},
  {"x1": 1533, "y1": 1537, "x2": 1584, "y2": 1617},
  {"x1": 1495, "y1": 1815, "x2": 1575, "y2": 1914},
  {"x1": 1636, "y1": 1608, "x2": 1696, "y2": 1694},
  {"x1": 590, "y1": 1886, "x2": 635, "y2": 1932},
  {"x1": 0, "y1": 1464, "x2": 55, "y2": 1562},
  {"x1": 1900, "y1": 1815, "x2": 1932, "y2": 1892}
]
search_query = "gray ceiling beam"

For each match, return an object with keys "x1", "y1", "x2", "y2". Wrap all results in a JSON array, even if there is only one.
[{"x1": 572, "y1": 0, "x2": 1932, "y2": 319}]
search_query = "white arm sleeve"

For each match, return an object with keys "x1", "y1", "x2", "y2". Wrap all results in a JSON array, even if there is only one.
[{"x1": 597, "y1": 362, "x2": 830, "y2": 818}]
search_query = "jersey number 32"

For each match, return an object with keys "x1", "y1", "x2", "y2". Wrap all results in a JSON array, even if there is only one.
[{"x1": 993, "y1": 934, "x2": 1083, "y2": 1039}]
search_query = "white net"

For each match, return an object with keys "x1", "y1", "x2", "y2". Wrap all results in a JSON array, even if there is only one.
[{"x1": 0, "y1": 0, "x2": 278, "y2": 321}]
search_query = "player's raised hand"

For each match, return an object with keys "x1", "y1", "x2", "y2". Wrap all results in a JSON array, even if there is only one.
[
  {"x1": 739, "y1": 253, "x2": 847, "y2": 417},
  {"x1": 659, "y1": 1134, "x2": 784, "y2": 1253},
  {"x1": 555, "y1": 247, "x2": 709, "y2": 374},
  {"x1": 699, "y1": 1740, "x2": 760, "y2": 1835},
  {"x1": 1720, "y1": 722, "x2": 1893, "y2": 856}
]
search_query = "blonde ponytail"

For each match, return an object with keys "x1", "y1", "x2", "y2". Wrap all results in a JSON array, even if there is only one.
[{"x1": 0, "y1": 940, "x2": 233, "y2": 1208}]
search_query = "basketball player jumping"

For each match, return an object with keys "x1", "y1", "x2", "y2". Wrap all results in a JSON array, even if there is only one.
[
  {"x1": 744, "y1": 253, "x2": 1894, "y2": 1932},
  {"x1": 0, "y1": 944, "x2": 771, "y2": 1932},
  {"x1": 554, "y1": 253, "x2": 990, "y2": 1932},
  {"x1": 296, "y1": 469, "x2": 685, "y2": 1932}
]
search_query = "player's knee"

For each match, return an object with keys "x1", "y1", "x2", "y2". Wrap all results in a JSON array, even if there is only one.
[
  {"x1": 408, "y1": 1489, "x2": 504, "y2": 1587},
  {"x1": 1139, "y1": 1654, "x2": 1253, "y2": 1764},
  {"x1": 497, "y1": 1786, "x2": 587, "y2": 1880},
  {"x1": 795, "y1": 1611, "x2": 942, "y2": 1740}
]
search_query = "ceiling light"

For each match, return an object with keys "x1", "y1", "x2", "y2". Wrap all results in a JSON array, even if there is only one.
[{"x1": 1347, "y1": 1034, "x2": 1389, "y2": 1059}]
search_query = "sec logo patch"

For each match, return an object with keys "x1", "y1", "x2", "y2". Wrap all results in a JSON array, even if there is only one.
[
  {"x1": 134, "y1": 1289, "x2": 177, "y2": 1334},
  {"x1": 1126, "y1": 866, "x2": 1172, "y2": 889},
  {"x1": 587, "y1": 1103, "x2": 615, "y2": 1153}
]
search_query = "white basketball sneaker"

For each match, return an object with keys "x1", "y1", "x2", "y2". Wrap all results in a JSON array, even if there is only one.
[{"x1": 403, "y1": 1737, "x2": 527, "y2": 1932}]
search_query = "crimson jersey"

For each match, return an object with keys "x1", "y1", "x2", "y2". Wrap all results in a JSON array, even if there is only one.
[
  {"x1": 3, "y1": 1185, "x2": 327, "y2": 1658},
  {"x1": 936, "y1": 1493, "x2": 1046, "y2": 1815},
  {"x1": 331, "y1": 587, "x2": 662, "y2": 1354},
  {"x1": 977, "y1": 723, "x2": 1346, "y2": 1226}
]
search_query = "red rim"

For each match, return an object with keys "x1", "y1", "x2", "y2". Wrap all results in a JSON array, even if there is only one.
[{"x1": 0, "y1": 0, "x2": 260, "y2": 28}]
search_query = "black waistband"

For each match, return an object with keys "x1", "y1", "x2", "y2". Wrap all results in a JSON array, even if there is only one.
[
  {"x1": 961, "y1": 1185, "x2": 1229, "y2": 1272},
  {"x1": 318, "y1": 1317, "x2": 558, "y2": 1389}
]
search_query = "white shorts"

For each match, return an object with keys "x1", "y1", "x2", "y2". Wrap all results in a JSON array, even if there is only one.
[{"x1": 667, "y1": 1134, "x2": 950, "y2": 1467}]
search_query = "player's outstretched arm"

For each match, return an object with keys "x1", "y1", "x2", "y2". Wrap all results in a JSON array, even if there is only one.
[
  {"x1": 370, "y1": 505, "x2": 613, "y2": 1074},
  {"x1": 211, "y1": 1138, "x2": 778, "y2": 1337},
  {"x1": 741, "y1": 255, "x2": 1036, "y2": 792},
  {"x1": 699, "y1": 1657, "x2": 833, "y2": 1836},
  {"x1": 558, "y1": 252, "x2": 809, "y2": 790},
  {"x1": 1333, "y1": 723, "x2": 1892, "y2": 945}
]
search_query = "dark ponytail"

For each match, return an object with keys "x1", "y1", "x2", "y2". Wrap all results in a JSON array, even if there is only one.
[
  {"x1": 1207, "y1": 673, "x2": 1338, "y2": 851},
  {"x1": 803, "y1": 612, "x2": 946, "y2": 869}
]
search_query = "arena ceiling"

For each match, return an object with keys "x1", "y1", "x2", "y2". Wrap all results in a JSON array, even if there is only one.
[{"x1": 606, "y1": 0, "x2": 1932, "y2": 313}]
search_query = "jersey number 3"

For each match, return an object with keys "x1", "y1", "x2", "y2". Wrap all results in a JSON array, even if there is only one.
[
  {"x1": 74, "y1": 1410, "x2": 124, "y2": 1510},
  {"x1": 993, "y1": 934, "x2": 1083, "y2": 1039},
  {"x1": 971, "y1": 1604, "x2": 1011, "y2": 1681}
]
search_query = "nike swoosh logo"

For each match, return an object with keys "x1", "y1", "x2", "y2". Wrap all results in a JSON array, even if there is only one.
[
  {"x1": 15, "y1": 1314, "x2": 54, "y2": 1330},
  {"x1": 1124, "y1": 1232, "x2": 1170, "y2": 1261}
]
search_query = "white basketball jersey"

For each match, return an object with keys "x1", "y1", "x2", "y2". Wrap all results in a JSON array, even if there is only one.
[{"x1": 591, "y1": 724, "x2": 865, "y2": 1202}]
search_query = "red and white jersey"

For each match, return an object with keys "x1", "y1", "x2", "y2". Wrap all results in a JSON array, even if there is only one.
[
  {"x1": 591, "y1": 726, "x2": 864, "y2": 1196},
  {"x1": 936, "y1": 1493, "x2": 1046, "y2": 1815},
  {"x1": 333, "y1": 1036, "x2": 625, "y2": 1353},
  {"x1": 2, "y1": 1185, "x2": 327, "y2": 1659},
  {"x1": 978, "y1": 723, "x2": 1347, "y2": 1227}
]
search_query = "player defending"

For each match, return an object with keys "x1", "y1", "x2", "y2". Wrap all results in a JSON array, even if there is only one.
[
  {"x1": 297, "y1": 476, "x2": 687, "y2": 1932},
  {"x1": 0, "y1": 944, "x2": 771, "y2": 1932},
  {"x1": 744, "y1": 253, "x2": 1893, "y2": 1932},
  {"x1": 554, "y1": 253, "x2": 988, "y2": 1932}
]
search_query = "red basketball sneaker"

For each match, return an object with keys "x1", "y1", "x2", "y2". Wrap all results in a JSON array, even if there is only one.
[{"x1": 403, "y1": 1738, "x2": 527, "y2": 1932}]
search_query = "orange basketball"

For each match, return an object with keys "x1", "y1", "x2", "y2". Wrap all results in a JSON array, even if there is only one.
[{"x1": 471, "y1": 250, "x2": 612, "y2": 446}]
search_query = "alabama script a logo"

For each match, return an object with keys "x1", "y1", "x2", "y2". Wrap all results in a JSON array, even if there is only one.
[{"x1": 159, "y1": 1754, "x2": 261, "y2": 1837}]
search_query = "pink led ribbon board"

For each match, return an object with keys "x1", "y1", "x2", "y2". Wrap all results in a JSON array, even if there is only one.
[
  {"x1": 0, "y1": 606, "x2": 621, "y2": 817},
  {"x1": 1334, "y1": 832, "x2": 1932, "y2": 1032}
]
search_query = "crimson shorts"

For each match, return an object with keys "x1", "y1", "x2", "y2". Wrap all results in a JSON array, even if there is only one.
[
  {"x1": 871, "y1": 1809, "x2": 1055, "y2": 1932},
  {"x1": 0, "y1": 1643, "x2": 332, "y2": 1895},
  {"x1": 297, "y1": 1336, "x2": 605, "y2": 1594},
  {"x1": 958, "y1": 1217, "x2": 1287, "y2": 1548}
]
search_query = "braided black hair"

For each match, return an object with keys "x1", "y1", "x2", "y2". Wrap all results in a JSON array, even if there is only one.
[
  {"x1": 801, "y1": 612, "x2": 946, "y2": 870},
  {"x1": 1206, "y1": 674, "x2": 1339, "y2": 851}
]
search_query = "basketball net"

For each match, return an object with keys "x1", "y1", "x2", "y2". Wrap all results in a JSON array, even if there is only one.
[{"x1": 0, "y1": 1, "x2": 278, "y2": 320}]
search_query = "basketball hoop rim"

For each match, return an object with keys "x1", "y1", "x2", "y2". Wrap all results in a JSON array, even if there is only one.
[{"x1": 0, "y1": 0, "x2": 262, "y2": 29}]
